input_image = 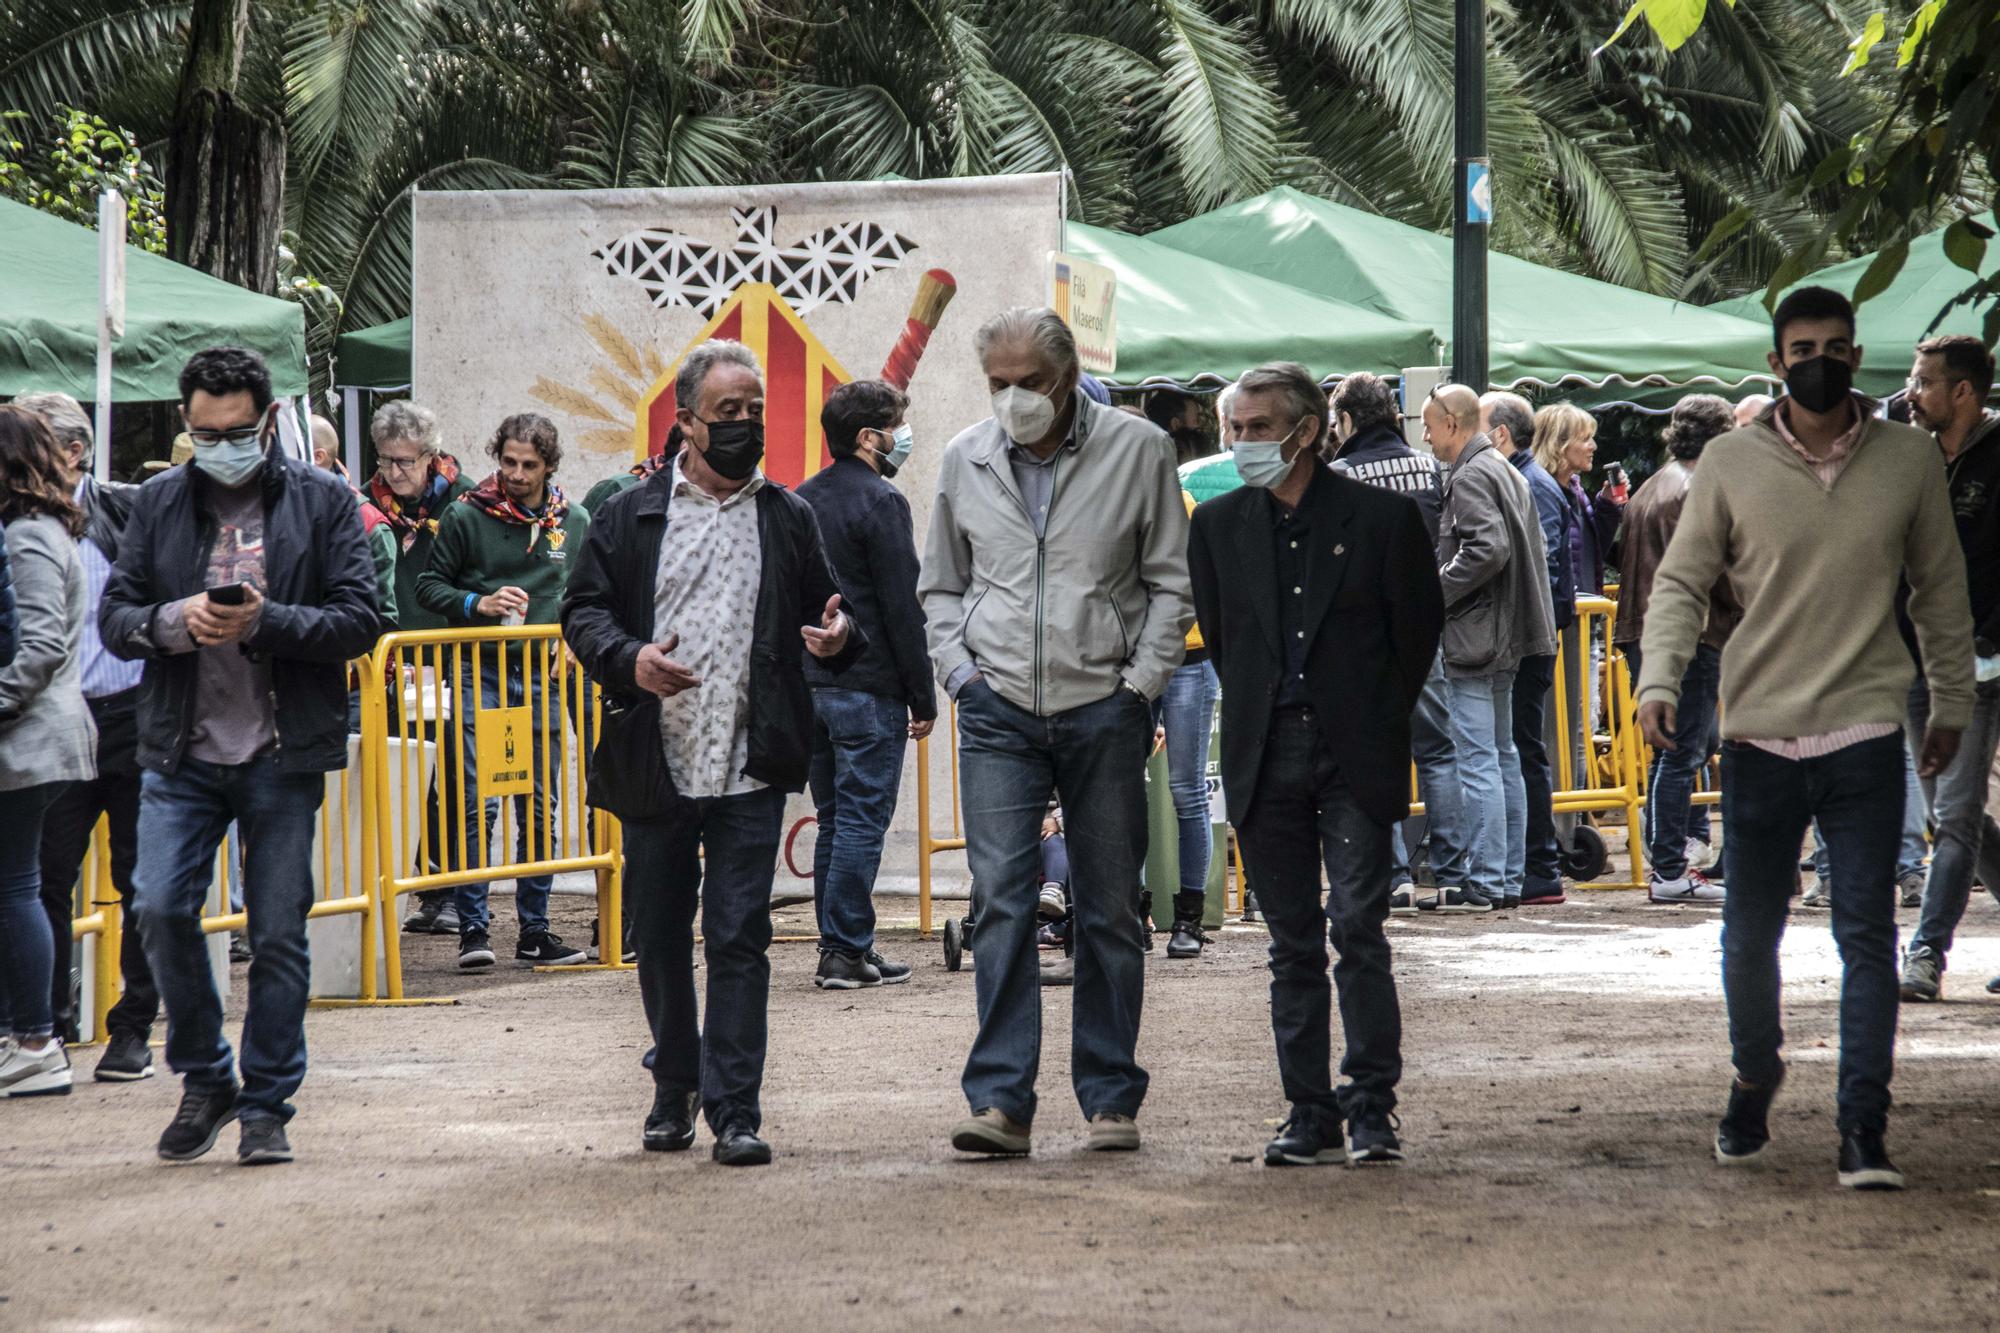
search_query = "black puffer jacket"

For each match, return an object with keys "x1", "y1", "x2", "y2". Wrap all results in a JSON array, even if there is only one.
[
  {"x1": 100, "y1": 452, "x2": 386, "y2": 774},
  {"x1": 560, "y1": 462, "x2": 864, "y2": 820}
]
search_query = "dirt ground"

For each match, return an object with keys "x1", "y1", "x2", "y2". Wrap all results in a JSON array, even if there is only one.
[{"x1": 6, "y1": 876, "x2": 2000, "y2": 1332}]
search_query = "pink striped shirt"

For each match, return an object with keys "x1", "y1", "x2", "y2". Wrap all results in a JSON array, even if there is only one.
[{"x1": 1745, "y1": 399, "x2": 1900, "y2": 760}]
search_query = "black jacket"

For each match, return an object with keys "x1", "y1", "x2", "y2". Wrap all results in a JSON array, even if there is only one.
[
  {"x1": 1902, "y1": 411, "x2": 2000, "y2": 663},
  {"x1": 794, "y1": 456, "x2": 936, "y2": 719},
  {"x1": 560, "y1": 465, "x2": 864, "y2": 819},
  {"x1": 1331, "y1": 422, "x2": 1443, "y2": 536},
  {"x1": 1189, "y1": 465, "x2": 1445, "y2": 828},
  {"x1": 78, "y1": 474, "x2": 136, "y2": 564},
  {"x1": 100, "y1": 452, "x2": 387, "y2": 775}
]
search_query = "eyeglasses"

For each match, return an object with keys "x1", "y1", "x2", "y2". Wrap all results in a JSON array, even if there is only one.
[
  {"x1": 186, "y1": 425, "x2": 264, "y2": 446},
  {"x1": 377, "y1": 454, "x2": 430, "y2": 473}
]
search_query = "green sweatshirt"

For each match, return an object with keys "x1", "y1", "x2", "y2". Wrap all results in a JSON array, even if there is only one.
[
  {"x1": 581, "y1": 471, "x2": 640, "y2": 517},
  {"x1": 1636, "y1": 405, "x2": 1975, "y2": 738},
  {"x1": 388, "y1": 472, "x2": 474, "y2": 633},
  {"x1": 414, "y1": 494, "x2": 591, "y2": 631}
]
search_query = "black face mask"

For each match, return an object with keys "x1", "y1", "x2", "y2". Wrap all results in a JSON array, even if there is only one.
[
  {"x1": 698, "y1": 417, "x2": 764, "y2": 480},
  {"x1": 1783, "y1": 355, "x2": 1855, "y2": 415}
]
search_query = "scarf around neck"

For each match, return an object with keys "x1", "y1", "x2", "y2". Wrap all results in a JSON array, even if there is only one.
[
  {"x1": 461, "y1": 472, "x2": 571, "y2": 552},
  {"x1": 369, "y1": 452, "x2": 463, "y2": 552}
]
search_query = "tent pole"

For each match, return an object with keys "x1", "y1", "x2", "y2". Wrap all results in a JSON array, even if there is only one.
[
  {"x1": 344, "y1": 387, "x2": 362, "y2": 479},
  {"x1": 1452, "y1": 0, "x2": 1489, "y2": 392},
  {"x1": 95, "y1": 188, "x2": 124, "y2": 482}
]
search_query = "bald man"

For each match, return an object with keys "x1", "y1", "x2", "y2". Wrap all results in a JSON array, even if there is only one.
[
  {"x1": 311, "y1": 414, "x2": 398, "y2": 626},
  {"x1": 1424, "y1": 385, "x2": 1557, "y2": 911},
  {"x1": 1733, "y1": 395, "x2": 1774, "y2": 429}
]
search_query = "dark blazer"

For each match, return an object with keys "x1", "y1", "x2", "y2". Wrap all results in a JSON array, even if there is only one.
[
  {"x1": 100, "y1": 452, "x2": 386, "y2": 775},
  {"x1": 1189, "y1": 464, "x2": 1445, "y2": 829},
  {"x1": 560, "y1": 461, "x2": 865, "y2": 820}
]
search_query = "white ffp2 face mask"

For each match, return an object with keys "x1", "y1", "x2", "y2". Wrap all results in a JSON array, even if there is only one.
[{"x1": 992, "y1": 385, "x2": 1057, "y2": 444}]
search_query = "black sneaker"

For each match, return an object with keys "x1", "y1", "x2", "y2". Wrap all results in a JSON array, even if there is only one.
[
  {"x1": 712, "y1": 1123, "x2": 772, "y2": 1166},
  {"x1": 402, "y1": 895, "x2": 445, "y2": 934},
  {"x1": 459, "y1": 929, "x2": 496, "y2": 970},
  {"x1": 1837, "y1": 1127, "x2": 1905, "y2": 1190},
  {"x1": 815, "y1": 950, "x2": 882, "y2": 989},
  {"x1": 1347, "y1": 1104, "x2": 1405, "y2": 1165},
  {"x1": 158, "y1": 1081, "x2": 240, "y2": 1161},
  {"x1": 228, "y1": 936, "x2": 253, "y2": 963},
  {"x1": 866, "y1": 950, "x2": 913, "y2": 985},
  {"x1": 1425, "y1": 887, "x2": 1494, "y2": 913},
  {"x1": 1166, "y1": 917, "x2": 1205, "y2": 959},
  {"x1": 517, "y1": 930, "x2": 586, "y2": 966},
  {"x1": 643, "y1": 1089, "x2": 699, "y2": 1152},
  {"x1": 1714, "y1": 1067, "x2": 1784, "y2": 1166},
  {"x1": 95, "y1": 1029, "x2": 155, "y2": 1082},
  {"x1": 1264, "y1": 1107, "x2": 1346, "y2": 1166},
  {"x1": 588, "y1": 917, "x2": 639, "y2": 964},
  {"x1": 237, "y1": 1115, "x2": 294, "y2": 1165}
]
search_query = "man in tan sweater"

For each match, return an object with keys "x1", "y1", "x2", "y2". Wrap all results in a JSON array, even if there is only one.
[{"x1": 1636, "y1": 286, "x2": 1974, "y2": 1192}]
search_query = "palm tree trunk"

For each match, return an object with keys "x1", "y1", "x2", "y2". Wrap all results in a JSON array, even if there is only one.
[{"x1": 166, "y1": 0, "x2": 284, "y2": 293}]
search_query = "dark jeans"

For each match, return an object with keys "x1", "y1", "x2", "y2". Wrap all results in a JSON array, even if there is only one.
[
  {"x1": 39, "y1": 763, "x2": 158, "y2": 1040},
  {"x1": 808, "y1": 688, "x2": 908, "y2": 955},
  {"x1": 1720, "y1": 735, "x2": 1904, "y2": 1133},
  {"x1": 455, "y1": 657, "x2": 555, "y2": 938},
  {"x1": 625, "y1": 787, "x2": 785, "y2": 1135},
  {"x1": 1628, "y1": 643, "x2": 1722, "y2": 880},
  {"x1": 1908, "y1": 677, "x2": 2000, "y2": 960},
  {"x1": 1237, "y1": 713, "x2": 1401, "y2": 1119},
  {"x1": 0, "y1": 783, "x2": 66, "y2": 1039},
  {"x1": 956, "y1": 679, "x2": 1151, "y2": 1125},
  {"x1": 1512, "y1": 652, "x2": 1562, "y2": 891},
  {"x1": 133, "y1": 754, "x2": 325, "y2": 1123}
]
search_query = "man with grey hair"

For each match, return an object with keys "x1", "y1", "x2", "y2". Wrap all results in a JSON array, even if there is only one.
[
  {"x1": 1481, "y1": 390, "x2": 1570, "y2": 904},
  {"x1": 563, "y1": 338, "x2": 860, "y2": 1167},
  {"x1": 922, "y1": 307, "x2": 1193, "y2": 1157},
  {"x1": 1733, "y1": 393, "x2": 1775, "y2": 429},
  {"x1": 1424, "y1": 384, "x2": 1556, "y2": 912},
  {"x1": 15, "y1": 391, "x2": 158, "y2": 1077},
  {"x1": 1192, "y1": 362, "x2": 1443, "y2": 1166}
]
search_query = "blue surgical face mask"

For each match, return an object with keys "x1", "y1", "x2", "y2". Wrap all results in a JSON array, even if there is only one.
[
  {"x1": 1232, "y1": 419, "x2": 1307, "y2": 489},
  {"x1": 191, "y1": 429, "x2": 269, "y2": 488},
  {"x1": 870, "y1": 423, "x2": 915, "y2": 478}
]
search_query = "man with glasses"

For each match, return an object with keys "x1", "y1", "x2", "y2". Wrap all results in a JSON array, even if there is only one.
[
  {"x1": 1897, "y1": 335, "x2": 2000, "y2": 1002},
  {"x1": 363, "y1": 401, "x2": 473, "y2": 934},
  {"x1": 102, "y1": 346, "x2": 385, "y2": 1166}
]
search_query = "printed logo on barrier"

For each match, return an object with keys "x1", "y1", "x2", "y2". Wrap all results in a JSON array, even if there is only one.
[{"x1": 530, "y1": 205, "x2": 958, "y2": 489}]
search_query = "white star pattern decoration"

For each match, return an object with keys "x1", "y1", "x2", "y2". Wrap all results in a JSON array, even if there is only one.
[{"x1": 593, "y1": 206, "x2": 917, "y2": 317}]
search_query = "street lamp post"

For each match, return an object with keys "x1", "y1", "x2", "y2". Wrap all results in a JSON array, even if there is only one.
[{"x1": 1453, "y1": 0, "x2": 1491, "y2": 392}]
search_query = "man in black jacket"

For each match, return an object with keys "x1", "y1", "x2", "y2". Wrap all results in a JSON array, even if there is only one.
[
  {"x1": 101, "y1": 346, "x2": 384, "y2": 1167},
  {"x1": 561, "y1": 340, "x2": 862, "y2": 1167},
  {"x1": 1190, "y1": 363, "x2": 1444, "y2": 1168},
  {"x1": 795, "y1": 379, "x2": 935, "y2": 990},
  {"x1": 15, "y1": 391, "x2": 159, "y2": 1075}
]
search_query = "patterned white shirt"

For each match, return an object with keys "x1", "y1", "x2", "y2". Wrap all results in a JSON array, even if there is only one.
[{"x1": 655, "y1": 457, "x2": 766, "y2": 798}]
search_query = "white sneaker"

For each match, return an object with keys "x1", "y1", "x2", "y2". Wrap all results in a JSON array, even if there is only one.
[
  {"x1": 1649, "y1": 869, "x2": 1724, "y2": 904},
  {"x1": 1037, "y1": 882, "x2": 1067, "y2": 921},
  {"x1": 0, "y1": 1038, "x2": 72, "y2": 1097},
  {"x1": 1685, "y1": 838, "x2": 1717, "y2": 872},
  {"x1": 1389, "y1": 882, "x2": 1418, "y2": 916}
]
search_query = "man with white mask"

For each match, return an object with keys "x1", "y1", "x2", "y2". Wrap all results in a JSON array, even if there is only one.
[{"x1": 921, "y1": 307, "x2": 1193, "y2": 1157}]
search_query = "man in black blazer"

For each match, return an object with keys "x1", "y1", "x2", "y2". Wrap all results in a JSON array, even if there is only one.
[{"x1": 1188, "y1": 363, "x2": 1444, "y2": 1168}]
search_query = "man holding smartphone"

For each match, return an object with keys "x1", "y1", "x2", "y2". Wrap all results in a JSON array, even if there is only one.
[{"x1": 101, "y1": 346, "x2": 384, "y2": 1167}]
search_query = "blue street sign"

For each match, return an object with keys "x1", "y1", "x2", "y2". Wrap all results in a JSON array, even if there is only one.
[{"x1": 1466, "y1": 161, "x2": 1493, "y2": 225}]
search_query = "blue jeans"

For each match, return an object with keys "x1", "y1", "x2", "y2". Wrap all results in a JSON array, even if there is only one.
[
  {"x1": 1237, "y1": 713, "x2": 1401, "y2": 1119},
  {"x1": 1720, "y1": 735, "x2": 1904, "y2": 1133},
  {"x1": 1445, "y1": 667, "x2": 1523, "y2": 900},
  {"x1": 956, "y1": 679, "x2": 1151, "y2": 1125},
  {"x1": 455, "y1": 657, "x2": 555, "y2": 938},
  {"x1": 625, "y1": 788, "x2": 785, "y2": 1134},
  {"x1": 1908, "y1": 678, "x2": 2000, "y2": 960},
  {"x1": 133, "y1": 754, "x2": 325, "y2": 1123},
  {"x1": 1393, "y1": 652, "x2": 1467, "y2": 888},
  {"x1": 1811, "y1": 743, "x2": 1927, "y2": 886},
  {"x1": 1160, "y1": 660, "x2": 1219, "y2": 910},
  {"x1": 0, "y1": 783, "x2": 64, "y2": 1039},
  {"x1": 1631, "y1": 643, "x2": 1721, "y2": 880},
  {"x1": 809, "y1": 688, "x2": 909, "y2": 955}
]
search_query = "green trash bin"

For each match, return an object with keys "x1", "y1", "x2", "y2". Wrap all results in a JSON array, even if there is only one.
[{"x1": 1145, "y1": 695, "x2": 1229, "y2": 932}]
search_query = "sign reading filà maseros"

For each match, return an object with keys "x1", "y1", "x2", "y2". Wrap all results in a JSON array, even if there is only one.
[{"x1": 1048, "y1": 251, "x2": 1117, "y2": 375}]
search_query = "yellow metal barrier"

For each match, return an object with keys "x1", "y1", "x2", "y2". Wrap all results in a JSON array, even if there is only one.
[
  {"x1": 1550, "y1": 596, "x2": 1647, "y2": 888},
  {"x1": 914, "y1": 700, "x2": 965, "y2": 936},
  {"x1": 68, "y1": 820, "x2": 123, "y2": 1046},
  {"x1": 364, "y1": 626, "x2": 625, "y2": 1001}
]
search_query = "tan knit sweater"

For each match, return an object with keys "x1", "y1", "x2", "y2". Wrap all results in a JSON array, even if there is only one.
[{"x1": 1635, "y1": 406, "x2": 1975, "y2": 738}]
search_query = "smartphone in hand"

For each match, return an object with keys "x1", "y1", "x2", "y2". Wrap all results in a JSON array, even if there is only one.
[{"x1": 206, "y1": 582, "x2": 248, "y2": 606}]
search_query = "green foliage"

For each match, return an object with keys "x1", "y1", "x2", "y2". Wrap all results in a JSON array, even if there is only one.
[{"x1": 0, "y1": 104, "x2": 167, "y2": 252}]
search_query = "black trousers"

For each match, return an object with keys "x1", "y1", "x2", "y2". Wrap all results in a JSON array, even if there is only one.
[
  {"x1": 1236, "y1": 712, "x2": 1402, "y2": 1121},
  {"x1": 37, "y1": 688, "x2": 159, "y2": 1040},
  {"x1": 1512, "y1": 652, "x2": 1563, "y2": 891}
]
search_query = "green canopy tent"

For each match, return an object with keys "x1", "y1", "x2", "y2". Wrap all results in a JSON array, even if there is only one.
[
  {"x1": 332, "y1": 316, "x2": 414, "y2": 474},
  {"x1": 1148, "y1": 186, "x2": 1778, "y2": 401},
  {"x1": 1064, "y1": 222, "x2": 1441, "y2": 387},
  {"x1": 1709, "y1": 214, "x2": 2000, "y2": 398},
  {"x1": 0, "y1": 195, "x2": 307, "y2": 403}
]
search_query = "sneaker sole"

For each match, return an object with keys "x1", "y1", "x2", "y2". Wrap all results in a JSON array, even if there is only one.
[
  {"x1": 951, "y1": 1130, "x2": 1031, "y2": 1156},
  {"x1": 1520, "y1": 896, "x2": 1567, "y2": 906},
  {"x1": 1, "y1": 1071, "x2": 73, "y2": 1097},
  {"x1": 520, "y1": 951, "x2": 588, "y2": 966},
  {"x1": 1713, "y1": 1137, "x2": 1768, "y2": 1168},
  {"x1": 1436, "y1": 903, "x2": 1492, "y2": 914},
  {"x1": 643, "y1": 1130, "x2": 697, "y2": 1153},
  {"x1": 1899, "y1": 985, "x2": 1940, "y2": 1002},
  {"x1": 94, "y1": 1062, "x2": 155, "y2": 1083},
  {"x1": 713, "y1": 1146, "x2": 773, "y2": 1167},
  {"x1": 459, "y1": 951, "x2": 497, "y2": 969},
  {"x1": 874, "y1": 972, "x2": 912, "y2": 986},
  {"x1": 159, "y1": 1110, "x2": 239, "y2": 1162},
  {"x1": 1389, "y1": 904, "x2": 1418, "y2": 917},
  {"x1": 1348, "y1": 1147, "x2": 1405, "y2": 1165},
  {"x1": 239, "y1": 1146, "x2": 294, "y2": 1166},
  {"x1": 1165, "y1": 944, "x2": 1202, "y2": 959},
  {"x1": 814, "y1": 975, "x2": 883, "y2": 990},
  {"x1": 1838, "y1": 1166, "x2": 1905, "y2": 1190},
  {"x1": 1087, "y1": 1131, "x2": 1141, "y2": 1152},
  {"x1": 1264, "y1": 1147, "x2": 1347, "y2": 1166}
]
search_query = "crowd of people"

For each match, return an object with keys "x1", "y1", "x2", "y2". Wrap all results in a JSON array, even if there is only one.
[{"x1": 0, "y1": 284, "x2": 1995, "y2": 1192}]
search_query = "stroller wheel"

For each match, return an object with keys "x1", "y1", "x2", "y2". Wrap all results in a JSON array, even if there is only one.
[{"x1": 943, "y1": 917, "x2": 965, "y2": 972}]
